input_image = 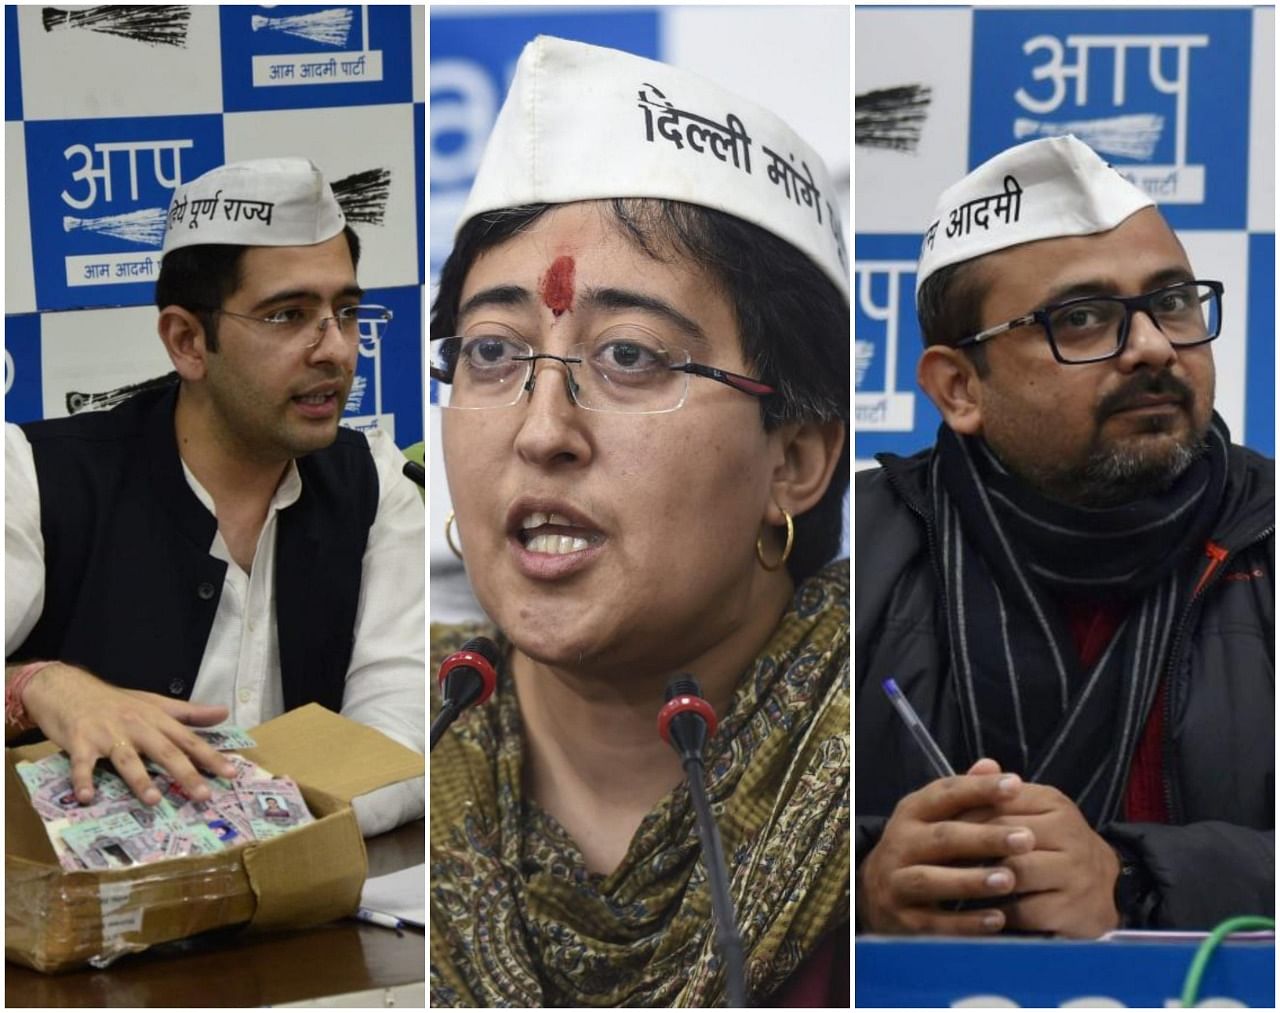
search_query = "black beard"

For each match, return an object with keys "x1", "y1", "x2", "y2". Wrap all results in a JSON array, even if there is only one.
[
  {"x1": 997, "y1": 419, "x2": 1208, "y2": 509},
  {"x1": 1071, "y1": 432, "x2": 1206, "y2": 508},
  {"x1": 990, "y1": 371, "x2": 1209, "y2": 509}
]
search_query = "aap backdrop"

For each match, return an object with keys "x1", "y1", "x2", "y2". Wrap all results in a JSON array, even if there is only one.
[
  {"x1": 855, "y1": 6, "x2": 1274, "y2": 469},
  {"x1": 5, "y1": 4, "x2": 426, "y2": 448},
  {"x1": 429, "y1": 5, "x2": 851, "y2": 619}
]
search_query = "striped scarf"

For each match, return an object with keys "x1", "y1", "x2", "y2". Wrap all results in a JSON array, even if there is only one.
[{"x1": 932, "y1": 415, "x2": 1229, "y2": 823}]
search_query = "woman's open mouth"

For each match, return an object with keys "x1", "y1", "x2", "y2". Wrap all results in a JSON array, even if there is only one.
[
  {"x1": 507, "y1": 505, "x2": 606, "y2": 579},
  {"x1": 518, "y1": 512, "x2": 599, "y2": 555}
]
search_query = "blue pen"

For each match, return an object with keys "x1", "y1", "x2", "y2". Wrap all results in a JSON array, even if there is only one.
[
  {"x1": 354, "y1": 907, "x2": 406, "y2": 932},
  {"x1": 882, "y1": 678, "x2": 955, "y2": 778}
]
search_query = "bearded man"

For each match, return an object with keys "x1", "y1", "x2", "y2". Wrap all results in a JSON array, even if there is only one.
[{"x1": 855, "y1": 135, "x2": 1274, "y2": 937}]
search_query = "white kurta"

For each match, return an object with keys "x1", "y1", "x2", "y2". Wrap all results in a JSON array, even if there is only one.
[{"x1": 5, "y1": 423, "x2": 425, "y2": 836}]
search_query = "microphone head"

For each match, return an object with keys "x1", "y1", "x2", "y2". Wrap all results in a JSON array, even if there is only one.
[
  {"x1": 461, "y1": 636, "x2": 501, "y2": 668},
  {"x1": 657, "y1": 674, "x2": 717, "y2": 749},
  {"x1": 402, "y1": 460, "x2": 425, "y2": 487},
  {"x1": 665, "y1": 676, "x2": 702, "y2": 702},
  {"x1": 437, "y1": 636, "x2": 500, "y2": 709}
]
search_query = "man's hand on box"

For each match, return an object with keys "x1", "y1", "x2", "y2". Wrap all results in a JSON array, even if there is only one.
[{"x1": 21, "y1": 662, "x2": 238, "y2": 806}]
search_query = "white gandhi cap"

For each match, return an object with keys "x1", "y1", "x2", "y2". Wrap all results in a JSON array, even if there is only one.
[
  {"x1": 162, "y1": 157, "x2": 345, "y2": 255},
  {"x1": 915, "y1": 135, "x2": 1155, "y2": 293},
  {"x1": 459, "y1": 35, "x2": 849, "y2": 300}
]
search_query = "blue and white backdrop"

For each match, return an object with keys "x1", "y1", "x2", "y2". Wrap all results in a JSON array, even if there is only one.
[
  {"x1": 855, "y1": 6, "x2": 1274, "y2": 468},
  {"x1": 5, "y1": 4, "x2": 425, "y2": 448}
]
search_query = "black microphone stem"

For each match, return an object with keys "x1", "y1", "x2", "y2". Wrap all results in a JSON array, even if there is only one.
[
  {"x1": 429, "y1": 702, "x2": 460, "y2": 752},
  {"x1": 683, "y1": 755, "x2": 748, "y2": 1008},
  {"x1": 662, "y1": 677, "x2": 749, "y2": 1007}
]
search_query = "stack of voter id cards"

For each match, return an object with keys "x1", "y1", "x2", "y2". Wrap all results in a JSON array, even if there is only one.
[{"x1": 14, "y1": 724, "x2": 315, "y2": 872}]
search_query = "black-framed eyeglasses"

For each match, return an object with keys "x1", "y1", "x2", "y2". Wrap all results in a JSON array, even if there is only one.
[
  {"x1": 200, "y1": 303, "x2": 393, "y2": 349},
  {"x1": 954, "y1": 280, "x2": 1224, "y2": 365},
  {"x1": 429, "y1": 332, "x2": 775, "y2": 415}
]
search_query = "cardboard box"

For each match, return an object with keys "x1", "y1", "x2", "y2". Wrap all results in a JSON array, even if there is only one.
[{"x1": 5, "y1": 704, "x2": 424, "y2": 973}]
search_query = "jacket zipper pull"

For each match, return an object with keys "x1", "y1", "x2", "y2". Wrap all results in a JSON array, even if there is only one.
[{"x1": 1191, "y1": 541, "x2": 1229, "y2": 598}]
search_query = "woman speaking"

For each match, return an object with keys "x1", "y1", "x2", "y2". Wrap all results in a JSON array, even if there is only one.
[{"x1": 429, "y1": 36, "x2": 849, "y2": 1007}]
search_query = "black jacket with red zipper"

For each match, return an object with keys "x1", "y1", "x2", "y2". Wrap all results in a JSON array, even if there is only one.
[{"x1": 854, "y1": 439, "x2": 1273, "y2": 930}]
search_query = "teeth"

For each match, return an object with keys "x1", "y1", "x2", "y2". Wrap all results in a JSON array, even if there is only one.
[
  {"x1": 520, "y1": 511, "x2": 575, "y2": 529},
  {"x1": 525, "y1": 534, "x2": 590, "y2": 555},
  {"x1": 297, "y1": 393, "x2": 330, "y2": 404}
]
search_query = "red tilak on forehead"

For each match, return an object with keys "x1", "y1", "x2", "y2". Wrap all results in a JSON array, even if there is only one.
[{"x1": 539, "y1": 255, "x2": 575, "y2": 318}]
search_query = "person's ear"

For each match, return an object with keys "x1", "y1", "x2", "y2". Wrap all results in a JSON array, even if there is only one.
[
  {"x1": 767, "y1": 418, "x2": 845, "y2": 522},
  {"x1": 157, "y1": 306, "x2": 212, "y2": 381},
  {"x1": 917, "y1": 345, "x2": 984, "y2": 436}
]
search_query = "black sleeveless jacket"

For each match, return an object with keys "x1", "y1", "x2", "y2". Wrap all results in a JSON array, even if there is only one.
[{"x1": 10, "y1": 382, "x2": 378, "y2": 714}]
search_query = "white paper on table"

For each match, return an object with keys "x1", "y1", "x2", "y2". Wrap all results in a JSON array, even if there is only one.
[
  {"x1": 360, "y1": 863, "x2": 425, "y2": 927},
  {"x1": 1100, "y1": 929, "x2": 1274, "y2": 942}
]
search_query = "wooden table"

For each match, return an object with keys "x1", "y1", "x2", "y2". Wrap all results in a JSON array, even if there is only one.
[{"x1": 6, "y1": 820, "x2": 424, "y2": 1007}]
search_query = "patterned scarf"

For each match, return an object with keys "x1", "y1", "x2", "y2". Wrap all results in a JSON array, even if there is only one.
[
  {"x1": 429, "y1": 562, "x2": 849, "y2": 1007},
  {"x1": 932, "y1": 415, "x2": 1230, "y2": 823}
]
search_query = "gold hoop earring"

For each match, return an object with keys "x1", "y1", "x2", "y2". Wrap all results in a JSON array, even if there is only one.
[
  {"x1": 445, "y1": 510, "x2": 463, "y2": 561},
  {"x1": 756, "y1": 507, "x2": 794, "y2": 572}
]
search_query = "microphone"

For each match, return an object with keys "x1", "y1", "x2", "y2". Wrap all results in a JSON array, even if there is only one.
[
  {"x1": 658, "y1": 677, "x2": 748, "y2": 1008},
  {"x1": 429, "y1": 636, "x2": 499, "y2": 752},
  {"x1": 402, "y1": 460, "x2": 425, "y2": 487}
]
